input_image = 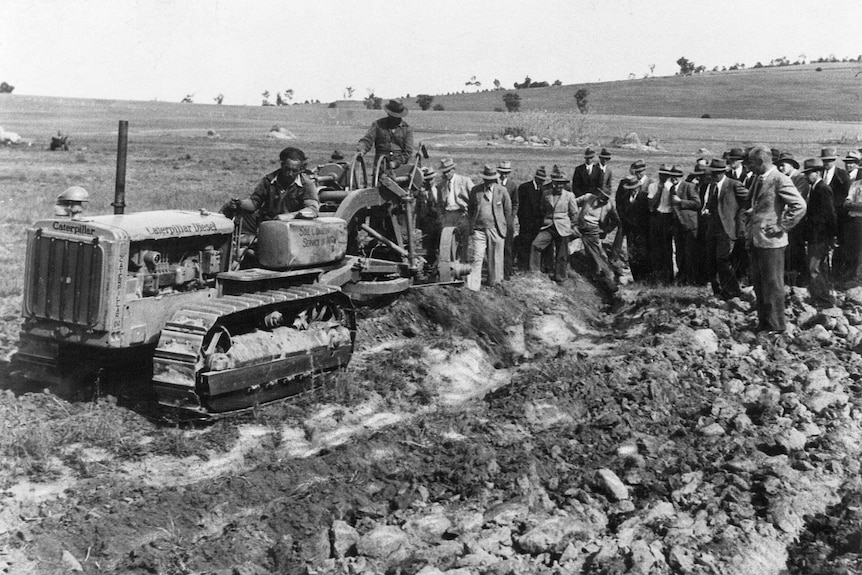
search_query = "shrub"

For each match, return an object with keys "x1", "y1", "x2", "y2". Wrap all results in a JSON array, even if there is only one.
[
  {"x1": 701, "y1": 113, "x2": 711, "y2": 118},
  {"x1": 502, "y1": 92, "x2": 521, "y2": 112},
  {"x1": 816, "y1": 67, "x2": 823, "y2": 72},
  {"x1": 416, "y1": 94, "x2": 434, "y2": 111},
  {"x1": 574, "y1": 88, "x2": 589, "y2": 114},
  {"x1": 327, "y1": 102, "x2": 337, "y2": 108},
  {"x1": 432, "y1": 103, "x2": 445, "y2": 111},
  {"x1": 494, "y1": 107, "x2": 504, "y2": 112}
]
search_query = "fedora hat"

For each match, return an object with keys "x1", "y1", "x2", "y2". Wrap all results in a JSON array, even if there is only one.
[
  {"x1": 583, "y1": 147, "x2": 596, "y2": 159},
  {"x1": 727, "y1": 147, "x2": 745, "y2": 160},
  {"x1": 801, "y1": 158, "x2": 825, "y2": 174},
  {"x1": 550, "y1": 164, "x2": 568, "y2": 182},
  {"x1": 479, "y1": 164, "x2": 499, "y2": 180},
  {"x1": 658, "y1": 163, "x2": 675, "y2": 176},
  {"x1": 777, "y1": 152, "x2": 799, "y2": 169},
  {"x1": 497, "y1": 160, "x2": 512, "y2": 173},
  {"x1": 598, "y1": 148, "x2": 612, "y2": 160},
  {"x1": 384, "y1": 99, "x2": 409, "y2": 118},
  {"x1": 535, "y1": 165, "x2": 550, "y2": 182},
  {"x1": 668, "y1": 165, "x2": 684, "y2": 178},
  {"x1": 844, "y1": 151, "x2": 862, "y2": 164},
  {"x1": 630, "y1": 159, "x2": 646, "y2": 173},
  {"x1": 330, "y1": 149, "x2": 345, "y2": 161},
  {"x1": 706, "y1": 158, "x2": 728, "y2": 172},
  {"x1": 438, "y1": 158, "x2": 456, "y2": 172},
  {"x1": 622, "y1": 176, "x2": 641, "y2": 190},
  {"x1": 819, "y1": 147, "x2": 838, "y2": 160},
  {"x1": 420, "y1": 166, "x2": 436, "y2": 181}
]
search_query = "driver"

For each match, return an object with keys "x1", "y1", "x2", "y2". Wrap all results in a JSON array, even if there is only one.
[
  {"x1": 356, "y1": 99, "x2": 414, "y2": 170},
  {"x1": 55, "y1": 186, "x2": 89, "y2": 220},
  {"x1": 230, "y1": 146, "x2": 320, "y2": 232}
]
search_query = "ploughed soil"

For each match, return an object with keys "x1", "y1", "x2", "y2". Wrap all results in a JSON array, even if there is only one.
[{"x1": 3, "y1": 271, "x2": 862, "y2": 575}]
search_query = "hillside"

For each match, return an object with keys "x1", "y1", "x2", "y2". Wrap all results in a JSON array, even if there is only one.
[{"x1": 395, "y1": 63, "x2": 862, "y2": 122}]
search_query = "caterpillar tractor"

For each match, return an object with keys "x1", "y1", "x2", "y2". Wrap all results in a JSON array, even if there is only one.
[{"x1": 11, "y1": 121, "x2": 470, "y2": 420}]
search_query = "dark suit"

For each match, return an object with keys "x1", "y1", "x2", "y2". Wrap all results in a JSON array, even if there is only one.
[
  {"x1": 500, "y1": 177, "x2": 518, "y2": 278},
  {"x1": 616, "y1": 177, "x2": 652, "y2": 281},
  {"x1": 516, "y1": 179, "x2": 547, "y2": 269},
  {"x1": 572, "y1": 163, "x2": 600, "y2": 198},
  {"x1": 704, "y1": 177, "x2": 749, "y2": 298},
  {"x1": 807, "y1": 179, "x2": 837, "y2": 304},
  {"x1": 827, "y1": 166, "x2": 852, "y2": 276},
  {"x1": 786, "y1": 170, "x2": 811, "y2": 286},
  {"x1": 671, "y1": 179, "x2": 702, "y2": 284}
]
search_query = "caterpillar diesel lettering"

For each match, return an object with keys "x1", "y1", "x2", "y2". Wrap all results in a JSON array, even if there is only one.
[{"x1": 12, "y1": 121, "x2": 469, "y2": 419}]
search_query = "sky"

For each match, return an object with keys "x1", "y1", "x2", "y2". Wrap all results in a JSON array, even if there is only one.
[{"x1": 2, "y1": 0, "x2": 862, "y2": 106}]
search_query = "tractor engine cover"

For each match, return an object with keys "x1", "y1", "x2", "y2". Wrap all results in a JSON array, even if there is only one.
[{"x1": 257, "y1": 216, "x2": 348, "y2": 269}]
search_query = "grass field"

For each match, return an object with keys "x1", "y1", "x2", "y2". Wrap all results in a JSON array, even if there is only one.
[
  {"x1": 0, "y1": 90, "x2": 860, "y2": 296},
  {"x1": 394, "y1": 62, "x2": 862, "y2": 121}
]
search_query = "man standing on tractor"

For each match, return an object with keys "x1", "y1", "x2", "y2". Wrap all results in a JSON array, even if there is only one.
[{"x1": 356, "y1": 99, "x2": 414, "y2": 171}]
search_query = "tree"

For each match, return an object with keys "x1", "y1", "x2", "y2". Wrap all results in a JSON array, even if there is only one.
[
  {"x1": 628, "y1": 73, "x2": 636, "y2": 80},
  {"x1": 514, "y1": 76, "x2": 532, "y2": 89},
  {"x1": 465, "y1": 75, "x2": 481, "y2": 89},
  {"x1": 344, "y1": 86, "x2": 355, "y2": 99},
  {"x1": 261, "y1": 90, "x2": 271, "y2": 106},
  {"x1": 798, "y1": 53, "x2": 806, "y2": 64},
  {"x1": 181, "y1": 94, "x2": 194, "y2": 103},
  {"x1": 502, "y1": 92, "x2": 521, "y2": 112},
  {"x1": 574, "y1": 88, "x2": 589, "y2": 114},
  {"x1": 648, "y1": 63, "x2": 655, "y2": 76},
  {"x1": 553, "y1": 79, "x2": 562, "y2": 86},
  {"x1": 416, "y1": 94, "x2": 434, "y2": 111},
  {"x1": 213, "y1": 94, "x2": 224, "y2": 105},
  {"x1": 676, "y1": 57, "x2": 696, "y2": 75},
  {"x1": 493, "y1": 79, "x2": 502, "y2": 90},
  {"x1": 364, "y1": 92, "x2": 382, "y2": 110},
  {"x1": 0, "y1": 82, "x2": 14, "y2": 94}
]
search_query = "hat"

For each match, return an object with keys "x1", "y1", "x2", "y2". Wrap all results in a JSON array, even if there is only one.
[
  {"x1": 622, "y1": 176, "x2": 641, "y2": 190},
  {"x1": 438, "y1": 158, "x2": 456, "y2": 172},
  {"x1": 706, "y1": 158, "x2": 728, "y2": 172},
  {"x1": 550, "y1": 164, "x2": 568, "y2": 182},
  {"x1": 384, "y1": 99, "x2": 409, "y2": 118},
  {"x1": 57, "y1": 186, "x2": 90, "y2": 203},
  {"x1": 420, "y1": 166, "x2": 435, "y2": 181},
  {"x1": 535, "y1": 166, "x2": 550, "y2": 182},
  {"x1": 630, "y1": 159, "x2": 646, "y2": 173},
  {"x1": 727, "y1": 147, "x2": 745, "y2": 160},
  {"x1": 844, "y1": 151, "x2": 862, "y2": 164},
  {"x1": 668, "y1": 165, "x2": 684, "y2": 178},
  {"x1": 599, "y1": 148, "x2": 611, "y2": 160},
  {"x1": 479, "y1": 164, "x2": 499, "y2": 180},
  {"x1": 819, "y1": 147, "x2": 838, "y2": 160},
  {"x1": 801, "y1": 158, "x2": 825, "y2": 174},
  {"x1": 802, "y1": 158, "x2": 823, "y2": 174},
  {"x1": 497, "y1": 160, "x2": 512, "y2": 173},
  {"x1": 658, "y1": 163, "x2": 675, "y2": 176},
  {"x1": 330, "y1": 150, "x2": 345, "y2": 161},
  {"x1": 777, "y1": 152, "x2": 799, "y2": 170},
  {"x1": 583, "y1": 147, "x2": 596, "y2": 159},
  {"x1": 692, "y1": 163, "x2": 706, "y2": 176}
]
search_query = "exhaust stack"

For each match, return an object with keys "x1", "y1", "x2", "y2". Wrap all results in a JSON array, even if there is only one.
[{"x1": 112, "y1": 120, "x2": 128, "y2": 214}]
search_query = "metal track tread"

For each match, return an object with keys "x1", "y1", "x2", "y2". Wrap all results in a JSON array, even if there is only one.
[{"x1": 151, "y1": 285, "x2": 354, "y2": 420}]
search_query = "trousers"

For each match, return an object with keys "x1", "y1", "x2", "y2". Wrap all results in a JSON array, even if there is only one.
[
  {"x1": 750, "y1": 246, "x2": 786, "y2": 331},
  {"x1": 466, "y1": 227, "x2": 504, "y2": 291}
]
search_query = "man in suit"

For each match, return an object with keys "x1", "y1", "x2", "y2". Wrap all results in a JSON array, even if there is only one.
[
  {"x1": 801, "y1": 158, "x2": 837, "y2": 307},
  {"x1": 671, "y1": 163, "x2": 703, "y2": 285},
  {"x1": 846, "y1": 151, "x2": 861, "y2": 182},
  {"x1": 531, "y1": 165, "x2": 579, "y2": 282},
  {"x1": 466, "y1": 165, "x2": 511, "y2": 291},
  {"x1": 726, "y1": 148, "x2": 748, "y2": 182},
  {"x1": 745, "y1": 144, "x2": 807, "y2": 333},
  {"x1": 702, "y1": 158, "x2": 750, "y2": 299},
  {"x1": 436, "y1": 157, "x2": 473, "y2": 228},
  {"x1": 596, "y1": 148, "x2": 614, "y2": 198},
  {"x1": 821, "y1": 147, "x2": 852, "y2": 277},
  {"x1": 571, "y1": 147, "x2": 598, "y2": 198},
  {"x1": 516, "y1": 166, "x2": 550, "y2": 270},
  {"x1": 646, "y1": 164, "x2": 680, "y2": 283},
  {"x1": 777, "y1": 152, "x2": 810, "y2": 286},
  {"x1": 614, "y1": 160, "x2": 651, "y2": 281},
  {"x1": 497, "y1": 160, "x2": 518, "y2": 279}
]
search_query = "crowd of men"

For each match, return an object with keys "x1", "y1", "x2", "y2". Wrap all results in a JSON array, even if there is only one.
[{"x1": 228, "y1": 98, "x2": 862, "y2": 335}]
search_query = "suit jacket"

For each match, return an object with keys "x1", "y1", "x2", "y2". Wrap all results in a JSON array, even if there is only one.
[
  {"x1": 539, "y1": 189, "x2": 579, "y2": 237},
  {"x1": 807, "y1": 179, "x2": 836, "y2": 243},
  {"x1": 517, "y1": 179, "x2": 547, "y2": 233},
  {"x1": 746, "y1": 168, "x2": 806, "y2": 249},
  {"x1": 500, "y1": 177, "x2": 518, "y2": 227},
  {"x1": 616, "y1": 176, "x2": 651, "y2": 231},
  {"x1": 576, "y1": 193, "x2": 619, "y2": 234},
  {"x1": 826, "y1": 167, "x2": 851, "y2": 211},
  {"x1": 788, "y1": 169, "x2": 811, "y2": 238},
  {"x1": 597, "y1": 164, "x2": 613, "y2": 198},
  {"x1": 705, "y1": 177, "x2": 749, "y2": 239},
  {"x1": 571, "y1": 163, "x2": 600, "y2": 197},
  {"x1": 437, "y1": 173, "x2": 474, "y2": 212},
  {"x1": 468, "y1": 183, "x2": 511, "y2": 237},
  {"x1": 671, "y1": 180, "x2": 702, "y2": 232}
]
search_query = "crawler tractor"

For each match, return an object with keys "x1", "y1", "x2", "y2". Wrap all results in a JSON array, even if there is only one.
[{"x1": 12, "y1": 121, "x2": 469, "y2": 419}]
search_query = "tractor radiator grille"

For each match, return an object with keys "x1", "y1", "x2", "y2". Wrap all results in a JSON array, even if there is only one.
[{"x1": 26, "y1": 235, "x2": 104, "y2": 327}]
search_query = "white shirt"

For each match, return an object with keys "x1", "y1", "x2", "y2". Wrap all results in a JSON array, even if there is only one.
[{"x1": 824, "y1": 165, "x2": 835, "y2": 186}]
